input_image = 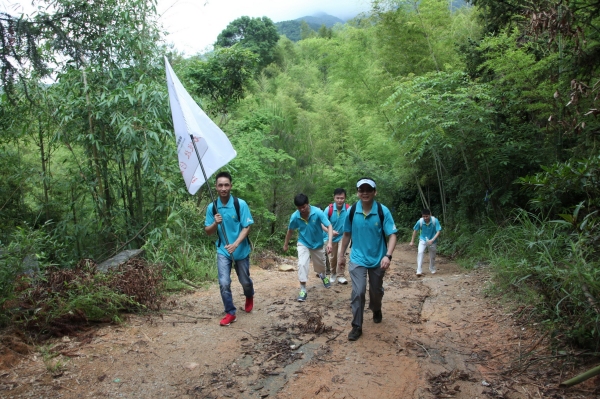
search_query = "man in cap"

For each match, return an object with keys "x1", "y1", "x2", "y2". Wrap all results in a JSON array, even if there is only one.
[{"x1": 338, "y1": 177, "x2": 397, "y2": 341}]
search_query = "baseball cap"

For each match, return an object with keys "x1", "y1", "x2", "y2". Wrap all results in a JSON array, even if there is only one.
[{"x1": 356, "y1": 178, "x2": 376, "y2": 188}]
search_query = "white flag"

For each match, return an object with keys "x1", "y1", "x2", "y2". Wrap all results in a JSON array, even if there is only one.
[{"x1": 165, "y1": 57, "x2": 237, "y2": 195}]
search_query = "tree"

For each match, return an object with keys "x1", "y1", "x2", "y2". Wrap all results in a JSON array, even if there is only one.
[
  {"x1": 300, "y1": 21, "x2": 316, "y2": 40},
  {"x1": 1, "y1": 0, "x2": 177, "y2": 260},
  {"x1": 215, "y1": 16, "x2": 280, "y2": 69},
  {"x1": 185, "y1": 46, "x2": 258, "y2": 119},
  {"x1": 372, "y1": 0, "x2": 466, "y2": 76},
  {"x1": 318, "y1": 24, "x2": 332, "y2": 39}
]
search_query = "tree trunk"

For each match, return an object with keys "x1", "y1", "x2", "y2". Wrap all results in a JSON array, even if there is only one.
[{"x1": 37, "y1": 118, "x2": 50, "y2": 222}]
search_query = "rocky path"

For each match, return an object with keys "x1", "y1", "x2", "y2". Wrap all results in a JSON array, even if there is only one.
[{"x1": 0, "y1": 245, "x2": 595, "y2": 398}]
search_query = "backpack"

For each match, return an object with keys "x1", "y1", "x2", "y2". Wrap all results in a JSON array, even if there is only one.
[
  {"x1": 212, "y1": 196, "x2": 250, "y2": 247},
  {"x1": 419, "y1": 216, "x2": 439, "y2": 241},
  {"x1": 348, "y1": 201, "x2": 387, "y2": 242},
  {"x1": 419, "y1": 216, "x2": 438, "y2": 230},
  {"x1": 327, "y1": 203, "x2": 350, "y2": 219}
]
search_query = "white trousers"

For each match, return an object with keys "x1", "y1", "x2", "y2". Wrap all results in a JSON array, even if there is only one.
[
  {"x1": 417, "y1": 240, "x2": 437, "y2": 273},
  {"x1": 297, "y1": 243, "x2": 326, "y2": 283}
]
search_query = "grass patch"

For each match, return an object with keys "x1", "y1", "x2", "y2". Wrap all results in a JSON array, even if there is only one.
[
  {"x1": 5, "y1": 258, "x2": 164, "y2": 340},
  {"x1": 484, "y1": 210, "x2": 600, "y2": 349}
]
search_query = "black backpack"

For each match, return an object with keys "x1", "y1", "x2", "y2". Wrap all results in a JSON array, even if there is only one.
[
  {"x1": 348, "y1": 201, "x2": 387, "y2": 242},
  {"x1": 212, "y1": 196, "x2": 250, "y2": 247}
]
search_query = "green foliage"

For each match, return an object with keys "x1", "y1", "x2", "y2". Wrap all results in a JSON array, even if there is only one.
[
  {"x1": 5, "y1": 258, "x2": 163, "y2": 337},
  {"x1": 300, "y1": 21, "x2": 317, "y2": 40},
  {"x1": 0, "y1": 148, "x2": 34, "y2": 240},
  {"x1": 0, "y1": 225, "x2": 49, "y2": 314},
  {"x1": 519, "y1": 156, "x2": 600, "y2": 215},
  {"x1": 484, "y1": 210, "x2": 600, "y2": 348},
  {"x1": 373, "y1": 0, "x2": 471, "y2": 75},
  {"x1": 215, "y1": 16, "x2": 280, "y2": 68},
  {"x1": 318, "y1": 25, "x2": 333, "y2": 40},
  {"x1": 39, "y1": 344, "x2": 69, "y2": 375},
  {"x1": 184, "y1": 47, "x2": 259, "y2": 116},
  {"x1": 144, "y1": 200, "x2": 217, "y2": 283},
  {"x1": 276, "y1": 20, "x2": 304, "y2": 42},
  {"x1": 518, "y1": 154, "x2": 600, "y2": 263}
]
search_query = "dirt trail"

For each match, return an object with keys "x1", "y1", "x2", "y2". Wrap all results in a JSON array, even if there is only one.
[{"x1": 0, "y1": 245, "x2": 596, "y2": 398}]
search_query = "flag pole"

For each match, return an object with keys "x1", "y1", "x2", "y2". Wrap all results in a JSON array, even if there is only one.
[{"x1": 190, "y1": 134, "x2": 234, "y2": 260}]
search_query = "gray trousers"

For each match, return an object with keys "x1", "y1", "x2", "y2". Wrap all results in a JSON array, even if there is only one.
[{"x1": 348, "y1": 261, "x2": 386, "y2": 328}]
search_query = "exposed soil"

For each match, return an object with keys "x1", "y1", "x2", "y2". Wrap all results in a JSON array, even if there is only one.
[{"x1": 1, "y1": 244, "x2": 599, "y2": 398}]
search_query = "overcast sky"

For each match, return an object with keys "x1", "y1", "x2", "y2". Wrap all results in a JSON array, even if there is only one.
[
  {"x1": 157, "y1": 0, "x2": 372, "y2": 55},
  {"x1": 1, "y1": 0, "x2": 372, "y2": 55}
]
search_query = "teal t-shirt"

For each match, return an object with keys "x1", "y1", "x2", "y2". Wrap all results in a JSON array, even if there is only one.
[
  {"x1": 413, "y1": 217, "x2": 442, "y2": 243},
  {"x1": 343, "y1": 201, "x2": 397, "y2": 268},
  {"x1": 326, "y1": 203, "x2": 350, "y2": 243},
  {"x1": 205, "y1": 196, "x2": 254, "y2": 259},
  {"x1": 289, "y1": 206, "x2": 331, "y2": 250}
]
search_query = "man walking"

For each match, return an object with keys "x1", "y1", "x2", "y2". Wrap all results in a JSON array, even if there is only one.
[
  {"x1": 409, "y1": 209, "x2": 442, "y2": 276},
  {"x1": 338, "y1": 178, "x2": 397, "y2": 341},
  {"x1": 325, "y1": 188, "x2": 350, "y2": 284},
  {"x1": 283, "y1": 194, "x2": 333, "y2": 302},
  {"x1": 205, "y1": 172, "x2": 254, "y2": 326}
]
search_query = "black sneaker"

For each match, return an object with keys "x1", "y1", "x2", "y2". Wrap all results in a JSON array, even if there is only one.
[
  {"x1": 348, "y1": 327, "x2": 362, "y2": 341},
  {"x1": 373, "y1": 310, "x2": 382, "y2": 323}
]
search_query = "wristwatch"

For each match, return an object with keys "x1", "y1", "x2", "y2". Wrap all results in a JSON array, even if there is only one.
[{"x1": 385, "y1": 254, "x2": 392, "y2": 260}]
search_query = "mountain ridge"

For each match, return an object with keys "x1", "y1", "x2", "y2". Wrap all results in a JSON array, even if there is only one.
[{"x1": 275, "y1": 12, "x2": 349, "y2": 42}]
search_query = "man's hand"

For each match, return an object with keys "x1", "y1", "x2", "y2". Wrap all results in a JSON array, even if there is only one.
[
  {"x1": 332, "y1": 230, "x2": 339, "y2": 237},
  {"x1": 381, "y1": 256, "x2": 391, "y2": 270},
  {"x1": 326, "y1": 243, "x2": 332, "y2": 254},
  {"x1": 409, "y1": 241, "x2": 414, "y2": 247},
  {"x1": 214, "y1": 213, "x2": 223, "y2": 224},
  {"x1": 283, "y1": 243, "x2": 289, "y2": 252},
  {"x1": 225, "y1": 243, "x2": 238, "y2": 254},
  {"x1": 338, "y1": 254, "x2": 346, "y2": 268}
]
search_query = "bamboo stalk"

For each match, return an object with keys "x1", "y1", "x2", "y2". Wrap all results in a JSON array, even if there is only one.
[
  {"x1": 559, "y1": 364, "x2": 600, "y2": 387},
  {"x1": 581, "y1": 283, "x2": 600, "y2": 314}
]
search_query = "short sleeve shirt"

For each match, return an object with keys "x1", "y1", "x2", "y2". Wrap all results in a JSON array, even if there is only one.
[
  {"x1": 205, "y1": 196, "x2": 254, "y2": 259},
  {"x1": 413, "y1": 217, "x2": 442, "y2": 243},
  {"x1": 326, "y1": 204, "x2": 349, "y2": 243},
  {"x1": 288, "y1": 206, "x2": 331, "y2": 250},
  {"x1": 344, "y1": 201, "x2": 397, "y2": 268}
]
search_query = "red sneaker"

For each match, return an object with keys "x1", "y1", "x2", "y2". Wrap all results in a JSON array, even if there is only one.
[
  {"x1": 245, "y1": 296, "x2": 254, "y2": 313},
  {"x1": 220, "y1": 313, "x2": 237, "y2": 326}
]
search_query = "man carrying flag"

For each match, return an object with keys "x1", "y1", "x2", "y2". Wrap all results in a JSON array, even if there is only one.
[
  {"x1": 164, "y1": 58, "x2": 245, "y2": 326},
  {"x1": 205, "y1": 172, "x2": 255, "y2": 326}
]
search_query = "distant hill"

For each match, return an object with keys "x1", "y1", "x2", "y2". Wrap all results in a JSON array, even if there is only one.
[
  {"x1": 449, "y1": 0, "x2": 468, "y2": 11},
  {"x1": 300, "y1": 13, "x2": 345, "y2": 28},
  {"x1": 275, "y1": 13, "x2": 345, "y2": 42},
  {"x1": 275, "y1": 3, "x2": 469, "y2": 42}
]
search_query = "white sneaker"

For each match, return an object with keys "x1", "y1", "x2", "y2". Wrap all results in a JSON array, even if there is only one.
[
  {"x1": 330, "y1": 274, "x2": 337, "y2": 284},
  {"x1": 431, "y1": 270, "x2": 436, "y2": 274},
  {"x1": 337, "y1": 276, "x2": 348, "y2": 284}
]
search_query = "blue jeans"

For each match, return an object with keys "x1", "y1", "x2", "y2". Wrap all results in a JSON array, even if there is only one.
[{"x1": 217, "y1": 254, "x2": 254, "y2": 315}]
